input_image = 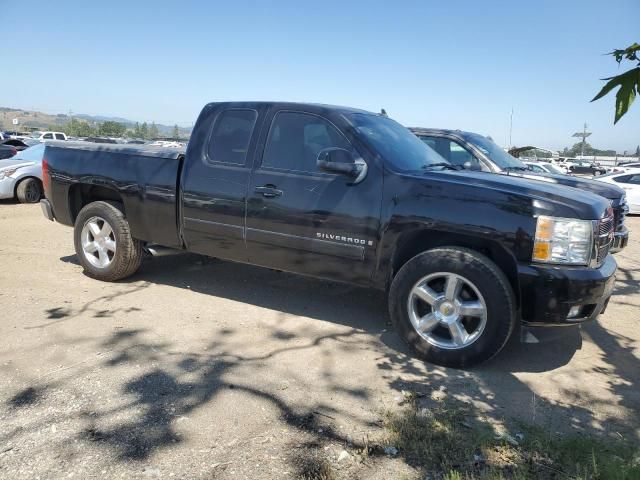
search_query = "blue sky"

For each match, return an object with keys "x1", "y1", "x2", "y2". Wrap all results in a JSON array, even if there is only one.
[{"x1": 2, "y1": 0, "x2": 638, "y2": 151}]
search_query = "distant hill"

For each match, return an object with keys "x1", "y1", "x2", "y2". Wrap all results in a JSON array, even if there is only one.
[{"x1": 0, "y1": 107, "x2": 191, "y2": 136}]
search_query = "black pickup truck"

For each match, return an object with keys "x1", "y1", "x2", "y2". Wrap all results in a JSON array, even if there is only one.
[
  {"x1": 410, "y1": 128, "x2": 629, "y2": 252},
  {"x1": 40, "y1": 102, "x2": 617, "y2": 367}
]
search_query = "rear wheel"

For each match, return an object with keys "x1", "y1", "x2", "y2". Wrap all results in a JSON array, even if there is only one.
[
  {"x1": 16, "y1": 178, "x2": 42, "y2": 203},
  {"x1": 73, "y1": 201, "x2": 143, "y2": 281},
  {"x1": 389, "y1": 247, "x2": 516, "y2": 368}
]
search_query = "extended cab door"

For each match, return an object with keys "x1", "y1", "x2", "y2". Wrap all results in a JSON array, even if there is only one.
[
  {"x1": 180, "y1": 105, "x2": 265, "y2": 262},
  {"x1": 245, "y1": 109, "x2": 382, "y2": 285}
]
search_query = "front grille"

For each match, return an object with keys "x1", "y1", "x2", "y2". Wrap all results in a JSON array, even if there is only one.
[
  {"x1": 613, "y1": 202, "x2": 628, "y2": 232},
  {"x1": 596, "y1": 210, "x2": 615, "y2": 263}
]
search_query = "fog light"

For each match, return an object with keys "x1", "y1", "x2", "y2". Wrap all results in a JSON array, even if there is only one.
[{"x1": 567, "y1": 306, "x2": 583, "y2": 319}]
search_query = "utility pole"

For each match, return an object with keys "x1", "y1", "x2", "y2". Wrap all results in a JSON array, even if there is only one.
[
  {"x1": 509, "y1": 108, "x2": 514, "y2": 149},
  {"x1": 572, "y1": 122, "x2": 591, "y2": 158}
]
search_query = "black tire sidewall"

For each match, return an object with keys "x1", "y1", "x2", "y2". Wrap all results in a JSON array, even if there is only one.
[
  {"x1": 17, "y1": 178, "x2": 42, "y2": 203},
  {"x1": 73, "y1": 202, "x2": 134, "y2": 280},
  {"x1": 389, "y1": 248, "x2": 515, "y2": 368}
]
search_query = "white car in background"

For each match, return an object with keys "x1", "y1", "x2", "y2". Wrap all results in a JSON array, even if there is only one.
[
  {"x1": 0, "y1": 144, "x2": 45, "y2": 203},
  {"x1": 524, "y1": 161, "x2": 569, "y2": 175},
  {"x1": 34, "y1": 131, "x2": 67, "y2": 142},
  {"x1": 591, "y1": 168, "x2": 640, "y2": 214}
]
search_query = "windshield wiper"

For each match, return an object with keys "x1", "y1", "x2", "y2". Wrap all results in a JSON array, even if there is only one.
[
  {"x1": 422, "y1": 163, "x2": 461, "y2": 171},
  {"x1": 503, "y1": 166, "x2": 529, "y2": 172}
]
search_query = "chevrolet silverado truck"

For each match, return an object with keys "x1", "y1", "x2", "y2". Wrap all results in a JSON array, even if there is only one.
[
  {"x1": 411, "y1": 128, "x2": 629, "y2": 253},
  {"x1": 40, "y1": 102, "x2": 617, "y2": 367}
]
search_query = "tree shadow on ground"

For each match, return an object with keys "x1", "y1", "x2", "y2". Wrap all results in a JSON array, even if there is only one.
[{"x1": 2, "y1": 252, "x2": 637, "y2": 477}]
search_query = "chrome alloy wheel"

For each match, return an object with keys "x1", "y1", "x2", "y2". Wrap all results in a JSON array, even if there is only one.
[
  {"x1": 80, "y1": 216, "x2": 116, "y2": 268},
  {"x1": 407, "y1": 272, "x2": 487, "y2": 349}
]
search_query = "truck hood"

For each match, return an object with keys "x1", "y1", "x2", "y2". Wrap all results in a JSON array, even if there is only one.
[
  {"x1": 503, "y1": 170, "x2": 624, "y2": 203},
  {"x1": 411, "y1": 169, "x2": 611, "y2": 220}
]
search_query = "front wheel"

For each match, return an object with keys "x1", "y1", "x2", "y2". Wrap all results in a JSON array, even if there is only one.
[
  {"x1": 73, "y1": 201, "x2": 143, "y2": 281},
  {"x1": 389, "y1": 247, "x2": 516, "y2": 368}
]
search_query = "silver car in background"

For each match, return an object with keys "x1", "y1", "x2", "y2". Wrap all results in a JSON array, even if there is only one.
[{"x1": 0, "y1": 144, "x2": 45, "y2": 203}]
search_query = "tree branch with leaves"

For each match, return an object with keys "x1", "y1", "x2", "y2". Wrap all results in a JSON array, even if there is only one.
[{"x1": 592, "y1": 42, "x2": 640, "y2": 124}]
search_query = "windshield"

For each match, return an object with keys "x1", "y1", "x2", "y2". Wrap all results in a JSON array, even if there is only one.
[
  {"x1": 348, "y1": 114, "x2": 447, "y2": 171},
  {"x1": 13, "y1": 143, "x2": 45, "y2": 162},
  {"x1": 461, "y1": 132, "x2": 526, "y2": 170}
]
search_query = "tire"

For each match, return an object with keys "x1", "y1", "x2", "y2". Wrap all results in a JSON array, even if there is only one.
[
  {"x1": 73, "y1": 201, "x2": 143, "y2": 281},
  {"x1": 389, "y1": 247, "x2": 516, "y2": 368},
  {"x1": 16, "y1": 178, "x2": 42, "y2": 203}
]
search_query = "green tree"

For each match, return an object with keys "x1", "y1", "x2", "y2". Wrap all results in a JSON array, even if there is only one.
[
  {"x1": 98, "y1": 121, "x2": 126, "y2": 137},
  {"x1": 149, "y1": 122, "x2": 159, "y2": 140},
  {"x1": 592, "y1": 42, "x2": 640, "y2": 124},
  {"x1": 133, "y1": 122, "x2": 141, "y2": 138},
  {"x1": 636, "y1": 145, "x2": 640, "y2": 156},
  {"x1": 140, "y1": 122, "x2": 149, "y2": 139},
  {"x1": 172, "y1": 124, "x2": 180, "y2": 140},
  {"x1": 64, "y1": 118, "x2": 96, "y2": 137}
]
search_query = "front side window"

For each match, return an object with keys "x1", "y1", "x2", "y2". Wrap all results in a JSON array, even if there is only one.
[
  {"x1": 43, "y1": 133, "x2": 53, "y2": 139},
  {"x1": 262, "y1": 112, "x2": 351, "y2": 173},
  {"x1": 207, "y1": 109, "x2": 257, "y2": 165}
]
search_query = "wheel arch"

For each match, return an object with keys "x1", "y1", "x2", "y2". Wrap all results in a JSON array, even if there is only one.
[
  {"x1": 389, "y1": 229, "x2": 520, "y2": 307},
  {"x1": 68, "y1": 183, "x2": 125, "y2": 224},
  {"x1": 13, "y1": 175, "x2": 43, "y2": 198}
]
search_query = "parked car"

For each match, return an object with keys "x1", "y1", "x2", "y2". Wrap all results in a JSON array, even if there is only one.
[
  {"x1": 567, "y1": 160, "x2": 607, "y2": 176},
  {"x1": 410, "y1": 128, "x2": 629, "y2": 252},
  {"x1": 33, "y1": 131, "x2": 67, "y2": 142},
  {"x1": 592, "y1": 169, "x2": 640, "y2": 214},
  {"x1": 0, "y1": 143, "x2": 45, "y2": 203},
  {"x1": 2, "y1": 138, "x2": 40, "y2": 151},
  {"x1": 41, "y1": 102, "x2": 617, "y2": 368},
  {"x1": 524, "y1": 161, "x2": 568, "y2": 175},
  {"x1": 0, "y1": 144, "x2": 17, "y2": 160}
]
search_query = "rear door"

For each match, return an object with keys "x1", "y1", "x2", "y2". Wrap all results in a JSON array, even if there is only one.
[
  {"x1": 245, "y1": 109, "x2": 381, "y2": 284},
  {"x1": 181, "y1": 105, "x2": 265, "y2": 262}
]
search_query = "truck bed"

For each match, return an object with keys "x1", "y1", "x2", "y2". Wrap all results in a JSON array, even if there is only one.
[{"x1": 44, "y1": 141, "x2": 185, "y2": 248}]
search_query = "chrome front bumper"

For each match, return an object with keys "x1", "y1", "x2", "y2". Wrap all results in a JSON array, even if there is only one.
[{"x1": 610, "y1": 226, "x2": 629, "y2": 253}]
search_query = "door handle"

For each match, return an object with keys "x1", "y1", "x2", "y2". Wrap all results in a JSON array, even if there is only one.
[{"x1": 255, "y1": 185, "x2": 283, "y2": 198}]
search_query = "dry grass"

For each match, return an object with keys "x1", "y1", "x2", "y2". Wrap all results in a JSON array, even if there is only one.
[{"x1": 381, "y1": 400, "x2": 640, "y2": 479}]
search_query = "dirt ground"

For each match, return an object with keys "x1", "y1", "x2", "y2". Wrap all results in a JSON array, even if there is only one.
[{"x1": 0, "y1": 202, "x2": 638, "y2": 479}]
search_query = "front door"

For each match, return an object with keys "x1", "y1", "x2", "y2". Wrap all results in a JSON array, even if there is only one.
[{"x1": 245, "y1": 110, "x2": 381, "y2": 285}]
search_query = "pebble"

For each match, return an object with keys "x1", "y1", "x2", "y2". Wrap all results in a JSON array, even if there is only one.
[
  {"x1": 337, "y1": 450, "x2": 350, "y2": 462},
  {"x1": 384, "y1": 446, "x2": 398, "y2": 456}
]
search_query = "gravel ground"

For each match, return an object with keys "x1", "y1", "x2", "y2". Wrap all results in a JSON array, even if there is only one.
[{"x1": 0, "y1": 202, "x2": 638, "y2": 479}]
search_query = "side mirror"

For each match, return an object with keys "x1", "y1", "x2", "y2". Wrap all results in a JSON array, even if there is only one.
[
  {"x1": 317, "y1": 148, "x2": 367, "y2": 184},
  {"x1": 462, "y1": 160, "x2": 481, "y2": 171}
]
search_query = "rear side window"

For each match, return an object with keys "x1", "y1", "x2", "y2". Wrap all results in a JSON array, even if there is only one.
[
  {"x1": 54, "y1": 133, "x2": 65, "y2": 140},
  {"x1": 262, "y1": 112, "x2": 350, "y2": 173},
  {"x1": 207, "y1": 109, "x2": 257, "y2": 165}
]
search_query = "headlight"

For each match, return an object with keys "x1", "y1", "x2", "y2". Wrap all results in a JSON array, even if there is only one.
[
  {"x1": 532, "y1": 216, "x2": 593, "y2": 265},
  {"x1": 0, "y1": 167, "x2": 19, "y2": 180}
]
